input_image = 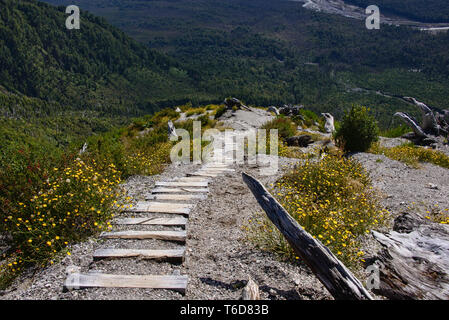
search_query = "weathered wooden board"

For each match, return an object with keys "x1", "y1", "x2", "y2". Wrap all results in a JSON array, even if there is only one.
[
  {"x1": 202, "y1": 163, "x2": 229, "y2": 167},
  {"x1": 196, "y1": 170, "x2": 233, "y2": 176},
  {"x1": 202, "y1": 167, "x2": 234, "y2": 171},
  {"x1": 64, "y1": 273, "x2": 188, "y2": 293},
  {"x1": 152, "y1": 187, "x2": 209, "y2": 193},
  {"x1": 177, "y1": 177, "x2": 210, "y2": 183},
  {"x1": 93, "y1": 248, "x2": 185, "y2": 262},
  {"x1": 201, "y1": 166, "x2": 234, "y2": 171},
  {"x1": 137, "y1": 201, "x2": 192, "y2": 208},
  {"x1": 113, "y1": 216, "x2": 187, "y2": 226},
  {"x1": 146, "y1": 194, "x2": 206, "y2": 201},
  {"x1": 126, "y1": 201, "x2": 192, "y2": 214},
  {"x1": 194, "y1": 172, "x2": 223, "y2": 177},
  {"x1": 155, "y1": 181, "x2": 208, "y2": 188},
  {"x1": 186, "y1": 172, "x2": 218, "y2": 178},
  {"x1": 206, "y1": 158, "x2": 234, "y2": 163},
  {"x1": 101, "y1": 230, "x2": 186, "y2": 242}
]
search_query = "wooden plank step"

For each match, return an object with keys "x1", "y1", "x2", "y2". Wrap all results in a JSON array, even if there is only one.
[
  {"x1": 207, "y1": 157, "x2": 234, "y2": 161},
  {"x1": 155, "y1": 181, "x2": 208, "y2": 188},
  {"x1": 64, "y1": 273, "x2": 187, "y2": 293},
  {"x1": 114, "y1": 216, "x2": 187, "y2": 226},
  {"x1": 186, "y1": 172, "x2": 218, "y2": 178},
  {"x1": 134, "y1": 201, "x2": 193, "y2": 208},
  {"x1": 201, "y1": 167, "x2": 234, "y2": 171},
  {"x1": 127, "y1": 201, "x2": 192, "y2": 214},
  {"x1": 93, "y1": 248, "x2": 185, "y2": 262},
  {"x1": 177, "y1": 177, "x2": 210, "y2": 182},
  {"x1": 201, "y1": 163, "x2": 229, "y2": 167},
  {"x1": 101, "y1": 230, "x2": 186, "y2": 242},
  {"x1": 196, "y1": 170, "x2": 231, "y2": 176},
  {"x1": 146, "y1": 194, "x2": 206, "y2": 201},
  {"x1": 152, "y1": 187, "x2": 209, "y2": 193}
]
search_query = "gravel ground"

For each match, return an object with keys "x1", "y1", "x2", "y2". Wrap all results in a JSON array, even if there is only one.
[{"x1": 352, "y1": 152, "x2": 449, "y2": 218}]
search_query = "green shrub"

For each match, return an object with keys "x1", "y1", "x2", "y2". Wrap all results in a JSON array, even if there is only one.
[
  {"x1": 197, "y1": 114, "x2": 217, "y2": 129},
  {"x1": 261, "y1": 117, "x2": 297, "y2": 140},
  {"x1": 214, "y1": 105, "x2": 227, "y2": 119},
  {"x1": 335, "y1": 106, "x2": 379, "y2": 152},
  {"x1": 380, "y1": 124, "x2": 411, "y2": 138}
]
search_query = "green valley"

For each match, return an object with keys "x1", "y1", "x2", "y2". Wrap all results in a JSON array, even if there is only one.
[{"x1": 41, "y1": 0, "x2": 449, "y2": 127}]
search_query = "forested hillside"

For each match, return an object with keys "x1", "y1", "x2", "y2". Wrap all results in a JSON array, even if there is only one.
[
  {"x1": 42, "y1": 0, "x2": 449, "y2": 127},
  {"x1": 0, "y1": 0, "x2": 205, "y2": 120}
]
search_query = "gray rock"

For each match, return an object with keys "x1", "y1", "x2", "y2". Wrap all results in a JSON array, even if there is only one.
[
  {"x1": 285, "y1": 135, "x2": 313, "y2": 147},
  {"x1": 267, "y1": 106, "x2": 279, "y2": 115},
  {"x1": 427, "y1": 183, "x2": 438, "y2": 190}
]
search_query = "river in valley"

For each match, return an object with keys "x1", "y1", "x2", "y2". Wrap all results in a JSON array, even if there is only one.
[{"x1": 290, "y1": 0, "x2": 449, "y2": 32}]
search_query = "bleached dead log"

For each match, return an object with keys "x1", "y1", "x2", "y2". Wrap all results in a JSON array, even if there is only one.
[
  {"x1": 267, "y1": 106, "x2": 280, "y2": 115},
  {"x1": 403, "y1": 97, "x2": 439, "y2": 135},
  {"x1": 444, "y1": 110, "x2": 449, "y2": 124},
  {"x1": 242, "y1": 172, "x2": 373, "y2": 300},
  {"x1": 370, "y1": 212, "x2": 449, "y2": 300},
  {"x1": 242, "y1": 277, "x2": 260, "y2": 300},
  {"x1": 168, "y1": 120, "x2": 177, "y2": 139},
  {"x1": 224, "y1": 97, "x2": 250, "y2": 111},
  {"x1": 79, "y1": 142, "x2": 88, "y2": 155},
  {"x1": 279, "y1": 104, "x2": 303, "y2": 116},
  {"x1": 322, "y1": 113, "x2": 335, "y2": 133},
  {"x1": 396, "y1": 97, "x2": 449, "y2": 143},
  {"x1": 394, "y1": 112, "x2": 426, "y2": 137}
]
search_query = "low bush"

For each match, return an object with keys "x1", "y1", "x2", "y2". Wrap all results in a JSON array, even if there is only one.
[
  {"x1": 185, "y1": 107, "x2": 205, "y2": 117},
  {"x1": 380, "y1": 124, "x2": 411, "y2": 138},
  {"x1": 261, "y1": 117, "x2": 297, "y2": 140},
  {"x1": 370, "y1": 142, "x2": 449, "y2": 169},
  {"x1": 214, "y1": 105, "x2": 227, "y2": 119},
  {"x1": 335, "y1": 106, "x2": 379, "y2": 152}
]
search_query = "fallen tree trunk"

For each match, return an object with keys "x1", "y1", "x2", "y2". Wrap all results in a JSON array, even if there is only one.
[
  {"x1": 394, "y1": 97, "x2": 449, "y2": 145},
  {"x1": 394, "y1": 112, "x2": 426, "y2": 138},
  {"x1": 370, "y1": 212, "x2": 449, "y2": 300},
  {"x1": 242, "y1": 172, "x2": 373, "y2": 300},
  {"x1": 168, "y1": 120, "x2": 177, "y2": 140}
]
